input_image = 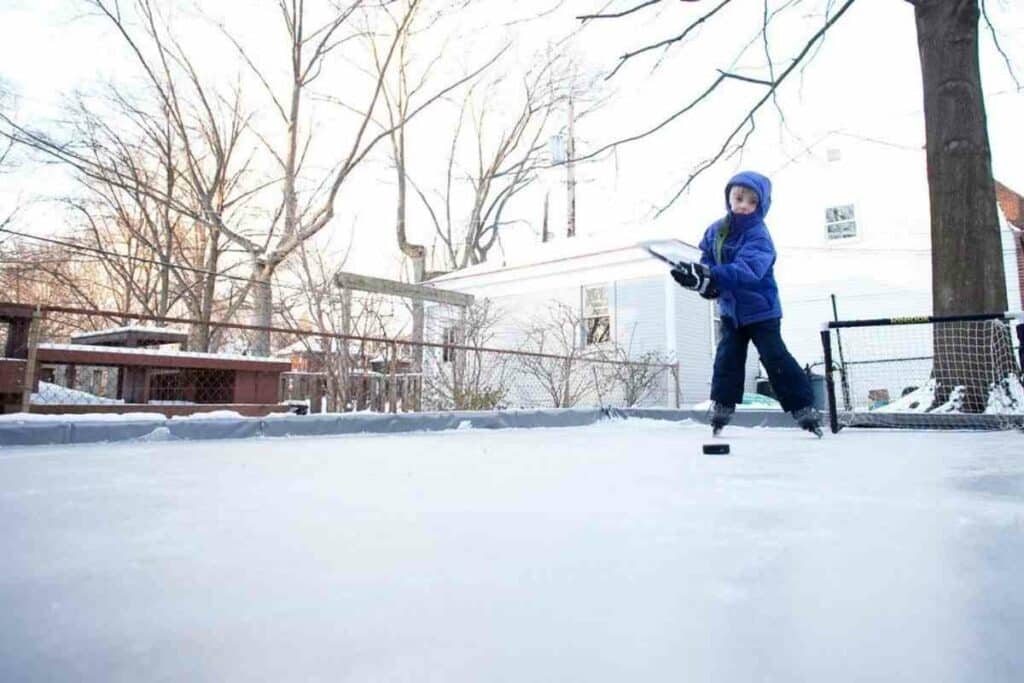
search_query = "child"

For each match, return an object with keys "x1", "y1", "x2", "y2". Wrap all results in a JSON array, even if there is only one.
[{"x1": 670, "y1": 170, "x2": 822, "y2": 437}]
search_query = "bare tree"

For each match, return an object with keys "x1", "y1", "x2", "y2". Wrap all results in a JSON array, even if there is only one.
[
  {"x1": 423, "y1": 299, "x2": 510, "y2": 410},
  {"x1": 367, "y1": 0, "x2": 508, "y2": 380},
  {"x1": 581, "y1": 0, "x2": 1019, "y2": 412},
  {"x1": 1, "y1": 0, "x2": 489, "y2": 356},
  {"x1": 412, "y1": 54, "x2": 578, "y2": 271},
  {"x1": 0, "y1": 78, "x2": 20, "y2": 233},
  {"x1": 276, "y1": 237, "x2": 404, "y2": 412},
  {"x1": 608, "y1": 325, "x2": 671, "y2": 407},
  {"x1": 516, "y1": 300, "x2": 602, "y2": 408},
  {"x1": 51, "y1": 90, "x2": 250, "y2": 348}
]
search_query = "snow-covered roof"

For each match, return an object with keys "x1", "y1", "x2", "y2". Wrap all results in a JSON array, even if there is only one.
[
  {"x1": 425, "y1": 229, "x2": 698, "y2": 288},
  {"x1": 38, "y1": 343, "x2": 289, "y2": 366},
  {"x1": 71, "y1": 326, "x2": 188, "y2": 341}
]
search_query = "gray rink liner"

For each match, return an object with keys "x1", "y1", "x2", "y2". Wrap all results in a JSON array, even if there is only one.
[{"x1": 1, "y1": 407, "x2": 804, "y2": 448}]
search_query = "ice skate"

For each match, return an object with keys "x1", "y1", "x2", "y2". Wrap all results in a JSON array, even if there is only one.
[
  {"x1": 710, "y1": 402, "x2": 735, "y2": 436},
  {"x1": 792, "y1": 406, "x2": 823, "y2": 438}
]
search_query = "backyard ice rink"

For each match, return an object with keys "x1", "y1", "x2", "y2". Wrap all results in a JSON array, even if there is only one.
[{"x1": 1, "y1": 419, "x2": 1022, "y2": 682}]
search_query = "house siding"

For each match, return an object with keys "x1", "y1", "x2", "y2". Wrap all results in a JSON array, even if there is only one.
[
  {"x1": 422, "y1": 240, "x2": 712, "y2": 409},
  {"x1": 673, "y1": 288, "x2": 716, "y2": 406},
  {"x1": 612, "y1": 277, "x2": 665, "y2": 356}
]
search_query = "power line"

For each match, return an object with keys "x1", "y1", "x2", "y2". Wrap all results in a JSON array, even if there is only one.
[
  {"x1": 0, "y1": 226, "x2": 426, "y2": 304},
  {"x1": 0, "y1": 226, "x2": 258, "y2": 285},
  {"x1": 0, "y1": 226, "x2": 335, "y2": 295}
]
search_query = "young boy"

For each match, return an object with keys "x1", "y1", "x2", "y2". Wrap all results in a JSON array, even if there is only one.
[{"x1": 670, "y1": 170, "x2": 822, "y2": 437}]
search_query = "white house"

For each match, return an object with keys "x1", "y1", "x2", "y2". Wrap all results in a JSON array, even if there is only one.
[{"x1": 422, "y1": 233, "x2": 736, "y2": 410}]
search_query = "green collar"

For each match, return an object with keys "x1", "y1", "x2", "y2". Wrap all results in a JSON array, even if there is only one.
[{"x1": 714, "y1": 217, "x2": 731, "y2": 265}]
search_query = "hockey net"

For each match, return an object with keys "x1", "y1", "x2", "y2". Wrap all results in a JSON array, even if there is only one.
[{"x1": 820, "y1": 313, "x2": 1024, "y2": 431}]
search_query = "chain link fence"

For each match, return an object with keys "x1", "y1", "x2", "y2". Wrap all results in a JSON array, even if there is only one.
[{"x1": 1, "y1": 303, "x2": 679, "y2": 416}]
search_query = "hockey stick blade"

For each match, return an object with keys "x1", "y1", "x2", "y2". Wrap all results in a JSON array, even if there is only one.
[{"x1": 643, "y1": 246, "x2": 682, "y2": 270}]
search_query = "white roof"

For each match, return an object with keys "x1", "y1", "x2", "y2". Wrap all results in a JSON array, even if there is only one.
[
  {"x1": 423, "y1": 228, "x2": 696, "y2": 284},
  {"x1": 70, "y1": 326, "x2": 187, "y2": 339},
  {"x1": 426, "y1": 230, "x2": 698, "y2": 289}
]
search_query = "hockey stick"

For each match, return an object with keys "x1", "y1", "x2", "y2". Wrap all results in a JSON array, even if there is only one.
[{"x1": 643, "y1": 245, "x2": 684, "y2": 270}]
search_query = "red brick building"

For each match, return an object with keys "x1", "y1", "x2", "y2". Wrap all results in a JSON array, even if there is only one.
[{"x1": 995, "y1": 180, "x2": 1024, "y2": 310}]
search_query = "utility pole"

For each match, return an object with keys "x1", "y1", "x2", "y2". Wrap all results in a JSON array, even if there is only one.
[
  {"x1": 566, "y1": 95, "x2": 576, "y2": 239},
  {"x1": 542, "y1": 191, "x2": 550, "y2": 243}
]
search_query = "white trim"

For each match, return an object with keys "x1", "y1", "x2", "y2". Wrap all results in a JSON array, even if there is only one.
[{"x1": 70, "y1": 326, "x2": 186, "y2": 339}]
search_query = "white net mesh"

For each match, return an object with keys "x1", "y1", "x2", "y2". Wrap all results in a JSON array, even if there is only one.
[{"x1": 822, "y1": 315, "x2": 1024, "y2": 430}]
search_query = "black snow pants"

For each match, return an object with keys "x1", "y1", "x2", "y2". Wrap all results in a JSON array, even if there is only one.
[{"x1": 710, "y1": 316, "x2": 813, "y2": 413}]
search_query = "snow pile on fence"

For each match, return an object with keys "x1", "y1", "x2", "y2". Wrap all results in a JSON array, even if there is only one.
[{"x1": 30, "y1": 381, "x2": 123, "y2": 405}]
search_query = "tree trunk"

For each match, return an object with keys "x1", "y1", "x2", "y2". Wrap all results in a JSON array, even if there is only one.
[
  {"x1": 250, "y1": 259, "x2": 273, "y2": 356},
  {"x1": 915, "y1": 0, "x2": 1008, "y2": 411},
  {"x1": 394, "y1": 124, "x2": 427, "y2": 407},
  {"x1": 188, "y1": 229, "x2": 221, "y2": 352},
  {"x1": 915, "y1": 0, "x2": 1005, "y2": 316}
]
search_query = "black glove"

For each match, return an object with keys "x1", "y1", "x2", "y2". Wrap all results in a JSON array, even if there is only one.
[{"x1": 671, "y1": 261, "x2": 717, "y2": 298}]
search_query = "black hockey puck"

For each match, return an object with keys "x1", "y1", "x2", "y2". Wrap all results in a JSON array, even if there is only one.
[{"x1": 703, "y1": 443, "x2": 730, "y2": 455}]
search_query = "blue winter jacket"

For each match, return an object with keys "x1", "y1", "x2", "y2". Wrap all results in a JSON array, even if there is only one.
[{"x1": 698, "y1": 171, "x2": 783, "y2": 326}]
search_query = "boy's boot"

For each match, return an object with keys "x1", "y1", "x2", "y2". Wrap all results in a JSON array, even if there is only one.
[
  {"x1": 710, "y1": 402, "x2": 735, "y2": 436},
  {"x1": 792, "y1": 406, "x2": 823, "y2": 438}
]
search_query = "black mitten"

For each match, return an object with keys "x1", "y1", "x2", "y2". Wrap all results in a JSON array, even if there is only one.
[
  {"x1": 672, "y1": 261, "x2": 716, "y2": 297},
  {"x1": 670, "y1": 263, "x2": 698, "y2": 289}
]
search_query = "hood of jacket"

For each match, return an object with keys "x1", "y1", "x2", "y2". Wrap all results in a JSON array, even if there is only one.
[{"x1": 724, "y1": 170, "x2": 772, "y2": 231}]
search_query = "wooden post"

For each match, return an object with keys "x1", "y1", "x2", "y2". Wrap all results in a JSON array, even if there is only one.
[
  {"x1": 311, "y1": 374, "x2": 324, "y2": 414},
  {"x1": 388, "y1": 342, "x2": 398, "y2": 414},
  {"x1": 671, "y1": 363, "x2": 681, "y2": 409},
  {"x1": 20, "y1": 308, "x2": 42, "y2": 413}
]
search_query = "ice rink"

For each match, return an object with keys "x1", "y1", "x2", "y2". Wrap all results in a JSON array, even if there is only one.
[{"x1": 1, "y1": 419, "x2": 1022, "y2": 682}]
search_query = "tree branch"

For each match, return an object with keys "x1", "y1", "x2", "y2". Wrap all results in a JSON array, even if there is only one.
[
  {"x1": 655, "y1": 0, "x2": 859, "y2": 214},
  {"x1": 604, "y1": 0, "x2": 735, "y2": 80},
  {"x1": 981, "y1": 0, "x2": 1022, "y2": 91},
  {"x1": 578, "y1": 0, "x2": 662, "y2": 21}
]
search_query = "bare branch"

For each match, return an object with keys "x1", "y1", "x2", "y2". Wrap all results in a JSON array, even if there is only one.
[
  {"x1": 981, "y1": 0, "x2": 1022, "y2": 91},
  {"x1": 718, "y1": 70, "x2": 773, "y2": 86},
  {"x1": 578, "y1": 0, "x2": 662, "y2": 21},
  {"x1": 604, "y1": 0, "x2": 735, "y2": 80},
  {"x1": 655, "y1": 0, "x2": 859, "y2": 214}
]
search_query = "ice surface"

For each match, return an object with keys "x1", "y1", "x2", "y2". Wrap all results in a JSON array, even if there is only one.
[{"x1": 0, "y1": 420, "x2": 1021, "y2": 682}]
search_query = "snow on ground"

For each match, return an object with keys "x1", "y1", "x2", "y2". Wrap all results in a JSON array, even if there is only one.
[{"x1": 1, "y1": 420, "x2": 1022, "y2": 682}]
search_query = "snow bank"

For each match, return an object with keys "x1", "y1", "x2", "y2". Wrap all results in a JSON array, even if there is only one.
[{"x1": 874, "y1": 375, "x2": 1024, "y2": 415}]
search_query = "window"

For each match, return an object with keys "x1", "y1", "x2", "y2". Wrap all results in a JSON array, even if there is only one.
[
  {"x1": 825, "y1": 205, "x2": 857, "y2": 240},
  {"x1": 442, "y1": 326, "x2": 457, "y2": 363},
  {"x1": 583, "y1": 285, "x2": 611, "y2": 345}
]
